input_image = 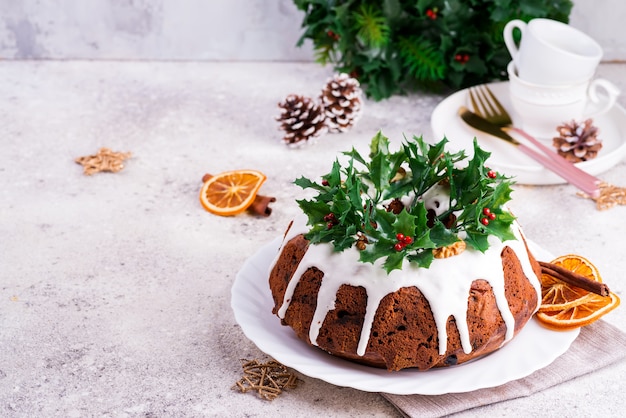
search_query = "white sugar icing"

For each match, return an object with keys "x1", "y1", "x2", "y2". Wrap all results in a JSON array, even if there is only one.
[
  {"x1": 418, "y1": 183, "x2": 453, "y2": 216},
  {"x1": 270, "y1": 213, "x2": 541, "y2": 357}
]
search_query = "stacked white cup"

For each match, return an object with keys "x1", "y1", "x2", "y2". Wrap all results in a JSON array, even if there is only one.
[{"x1": 503, "y1": 18, "x2": 620, "y2": 138}]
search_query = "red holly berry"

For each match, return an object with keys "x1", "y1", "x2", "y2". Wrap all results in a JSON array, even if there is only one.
[
  {"x1": 482, "y1": 207, "x2": 497, "y2": 221},
  {"x1": 327, "y1": 30, "x2": 339, "y2": 41},
  {"x1": 327, "y1": 222, "x2": 334, "y2": 230},
  {"x1": 487, "y1": 170, "x2": 497, "y2": 179},
  {"x1": 396, "y1": 233, "x2": 405, "y2": 241},
  {"x1": 480, "y1": 218, "x2": 490, "y2": 226},
  {"x1": 454, "y1": 53, "x2": 470, "y2": 64},
  {"x1": 403, "y1": 236, "x2": 413, "y2": 245},
  {"x1": 321, "y1": 179, "x2": 329, "y2": 186},
  {"x1": 426, "y1": 9, "x2": 437, "y2": 20},
  {"x1": 394, "y1": 242, "x2": 405, "y2": 251}
]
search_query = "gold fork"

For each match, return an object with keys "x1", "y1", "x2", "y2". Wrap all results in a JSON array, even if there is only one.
[
  {"x1": 468, "y1": 85, "x2": 514, "y2": 127},
  {"x1": 466, "y1": 84, "x2": 601, "y2": 197}
]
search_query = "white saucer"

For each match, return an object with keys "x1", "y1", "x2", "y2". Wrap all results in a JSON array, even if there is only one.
[{"x1": 430, "y1": 82, "x2": 626, "y2": 185}]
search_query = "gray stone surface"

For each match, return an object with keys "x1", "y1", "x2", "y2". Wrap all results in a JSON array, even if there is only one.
[{"x1": 0, "y1": 61, "x2": 625, "y2": 417}]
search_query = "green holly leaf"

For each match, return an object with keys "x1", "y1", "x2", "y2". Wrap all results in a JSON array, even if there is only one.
[
  {"x1": 369, "y1": 130, "x2": 390, "y2": 155},
  {"x1": 382, "y1": 250, "x2": 406, "y2": 273},
  {"x1": 297, "y1": 198, "x2": 330, "y2": 223},
  {"x1": 392, "y1": 208, "x2": 416, "y2": 236},
  {"x1": 483, "y1": 210, "x2": 517, "y2": 243},
  {"x1": 407, "y1": 250, "x2": 434, "y2": 269},
  {"x1": 369, "y1": 148, "x2": 394, "y2": 195},
  {"x1": 489, "y1": 180, "x2": 515, "y2": 209},
  {"x1": 429, "y1": 221, "x2": 459, "y2": 248},
  {"x1": 326, "y1": 160, "x2": 342, "y2": 186},
  {"x1": 371, "y1": 207, "x2": 396, "y2": 237},
  {"x1": 333, "y1": 224, "x2": 358, "y2": 251},
  {"x1": 294, "y1": 176, "x2": 324, "y2": 191},
  {"x1": 464, "y1": 230, "x2": 490, "y2": 253},
  {"x1": 343, "y1": 147, "x2": 368, "y2": 166}
]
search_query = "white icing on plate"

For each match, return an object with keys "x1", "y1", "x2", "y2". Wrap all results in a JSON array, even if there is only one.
[
  {"x1": 231, "y1": 237, "x2": 580, "y2": 395},
  {"x1": 430, "y1": 81, "x2": 626, "y2": 185}
]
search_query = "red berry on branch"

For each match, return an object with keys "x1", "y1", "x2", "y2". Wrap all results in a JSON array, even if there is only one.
[
  {"x1": 487, "y1": 170, "x2": 497, "y2": 179},
  {"x1": 480, "y1": 218, "x2": 490, "y2": 226},
  {"x1": 394, "y1": 243, "x2": 405, "y2": 251},
  {"x1": 322, "y1": 179, "x2": 329, "y2": 186},
  {"x1": 327, "y1": 222, "x2": 334, "y2": 230},
  {"x1": 396, "y1": 233, "x2": 405, "y2": 241},
  {"x1": 327, "y1": 30, "x2": 339, "y2": 41},
  {"x1": 482, "y1": 207, "x2": 491, "y2": 216},
  {"x1": 323, "y1": 213, "x2": 336, "y2": 222},
  {"x1": 488, "y1": 212, "x2": 496, "y2": 221},
  {"x1": 403, "y1": 236, "x2": 413, "y2": 245},
  {"x1": 454, "y1": 53, "x2": 469, "y2": 64}
]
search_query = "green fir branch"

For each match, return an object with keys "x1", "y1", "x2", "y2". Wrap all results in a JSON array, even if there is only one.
[
  {"x1": 353, "y1": 4, "x2": 390, "y2": 48},
  {"x1": 398, "y1": 36, "x2": 446, "y2": 82}
]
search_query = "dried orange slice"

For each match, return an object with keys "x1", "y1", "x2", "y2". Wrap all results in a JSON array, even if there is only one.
[
  {"x1": 537, "y1": 254, "x2": 620, "y2": 330},
  {"x1": 199, "y1": 170, "x2": 266, "y2": 216},
  {"x1": 536, "y1": 292, "x2": 620, "y2": 331},
  {"x1": 539, "y1": 254, "x2": 601, "y2": 312}
]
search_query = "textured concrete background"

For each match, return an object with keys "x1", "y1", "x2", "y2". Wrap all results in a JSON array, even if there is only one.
[
  {"x1": 1, "y1": 1, "x2": 625, "y2": 416},
  {"x1": 1, "y1": 60, "x2": 625, "y2": 417},
  {"x1": 0, "y1": 0, "x2": 624, "y2": 61}
]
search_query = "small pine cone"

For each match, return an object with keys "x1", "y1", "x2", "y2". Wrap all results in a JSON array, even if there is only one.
[
  {"x1": 320, "y1": 73, "x2": 363, "y2": 133},
  {"x1": 276, "y1": 94, "x2": 327, "y2": 147},
  {"x1": 552, "y1": 119, "x2": 602, "y2": 163}
]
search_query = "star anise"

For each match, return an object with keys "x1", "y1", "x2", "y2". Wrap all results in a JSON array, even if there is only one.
[{"x1": 75, "y1": 147, "x2": 132, "y2": 175}]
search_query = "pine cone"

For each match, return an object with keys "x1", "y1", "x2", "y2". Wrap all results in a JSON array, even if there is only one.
[
  {"x1": 276, "y1": 94, "x2": 327, "y2": 147},
  {"x1": 320, "y1": 73, "x2": 363, "y2": 133},
  {"x1": 552, "y1": 119, "x2": 602, "y2": 163}
]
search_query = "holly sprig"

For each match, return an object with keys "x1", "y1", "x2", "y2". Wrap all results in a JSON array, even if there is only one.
[{"x1": 295, "y1": 132, "x2": 516, "y2": 273}]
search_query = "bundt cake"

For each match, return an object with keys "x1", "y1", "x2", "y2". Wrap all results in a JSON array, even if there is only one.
[{"x1": 268, "y1": 133, "x2": 542, "y2": 371}]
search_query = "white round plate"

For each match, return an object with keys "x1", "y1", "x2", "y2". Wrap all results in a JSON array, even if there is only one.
[
  {"x1": 430, "y1": 81, "x2": 626, "y2": 185},
  {"x1": 231, "y1": 237, "x2": 579, "y2": 395}
]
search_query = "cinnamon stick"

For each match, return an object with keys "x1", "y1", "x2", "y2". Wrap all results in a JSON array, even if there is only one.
[
  {"x1": 248, "y1": 195, "x2": 276, "y2": 217},
  {"x1": 539, "y1": 261, "x2": 610, "y2": 297}
]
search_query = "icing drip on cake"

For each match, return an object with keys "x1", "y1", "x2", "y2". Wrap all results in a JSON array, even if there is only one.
[{"x1": 272, "y1": 214, "x2": 541, "y2": 357}]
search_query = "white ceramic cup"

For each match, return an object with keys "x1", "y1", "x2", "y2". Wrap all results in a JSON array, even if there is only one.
[
  {"x1": 507, "y1": 62, "x2": 620, "y2": 138},
  {"x1": 503, "y1": 18, "x2": 603, "y2": 85}
]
